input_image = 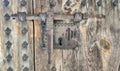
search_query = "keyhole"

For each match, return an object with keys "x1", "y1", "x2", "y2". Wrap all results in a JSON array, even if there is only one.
[{"x1": 58, "y1": 37, "x2": 62, "y2": 46}]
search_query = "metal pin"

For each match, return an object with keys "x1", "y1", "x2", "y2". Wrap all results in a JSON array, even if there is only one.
[
  {"x1": 23, "y1": 67, "x2": 29, "y2": 71},
  {"x1": 7, "y1": 67, "x2": 13, "y2": 71},
  {"x1": 6, "y1": 41, "x2": 12, "y2": 49},
  {"x1": 6, "y1": 54, "x2": 12, "y2": 62},
  {"x1": 3, "y1": 0, "x2": 9, "y2": 7},
  {"x1": 22, "y1": 28, "x2": 28, "y2": 35},
  {"x1": 4, "y1": 13, "x2": 10, "y2": 21},
  {"x1": 20, "y1": 0, "x2": 27, "y2": 7},
  {"x1": 22, "y1": 54, "x2": 28, "y2": 61},
  {"x1": 22, "y1": 41, "x2": 28, "y2": 48},
  {"x1": 5, "y1": 27, "x2": 11, "y2": 36}
]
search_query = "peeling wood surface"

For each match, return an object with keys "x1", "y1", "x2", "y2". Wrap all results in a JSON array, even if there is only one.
[{"x1": 0, "y1": 0, "x2": 120, "y2": 71}]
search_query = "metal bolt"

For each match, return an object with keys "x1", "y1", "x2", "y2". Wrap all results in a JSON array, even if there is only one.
[
  {"x1": 7, "y1": 67, "x2": 13, "y2": 71},
  {"x1": 20, "y1": 0, "x2": 27, "y2": 6},
  {"x1": 6, "y1": 41, "x2": 12, "y2": 49},
  {"x1": 6, "y1": 54, "x2": 12, "y2": 62},
  {"x1": 3, "y1": 0, "x2": 9, "y2": 7},
  {"x1": 5, "y1": 27, "x2": 11, "y2": 36},
  {"x1": 22, "y1": 28, "x2": 28, "y2": 35},
  {"x1": 23, "y1": 67, "x2": 29, "y2": 71},
  {"x1": 22, "y1": 41, "x2": 28, "y2": 48},
  {"x1": 22, "y1": 54, "x2": 28, "y2": 61},
  {"x1": 4, "y1": 13, "x2": 10, "y2": 21}
]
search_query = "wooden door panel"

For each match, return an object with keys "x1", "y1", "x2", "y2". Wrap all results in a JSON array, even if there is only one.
[{"x1": 0, "y1": 0, "x2": 120, "y2": 71}]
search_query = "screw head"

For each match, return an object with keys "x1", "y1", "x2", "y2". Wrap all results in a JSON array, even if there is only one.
[
  {"x1": 3, "y1": 0, "x2": 9, "y2": 7},
  {"x1": 20, "y1": 0, "x2": 27, "y2": 6},
  {"x1": 23, "y1": 67, "x2": 29, "y2": 71},
  {"x1": 5, "y1": 27, "x2": 11, "y2": 36},
  {"x1": 22, "y1": 54, "x2": 28, "y2": 61},
  {"x1": 22, "y1": 41, "x2": 28, "y2": 48},
  {"x1": 4, "y1": 13, "x2": 10, "y2": 21},
  {"x1": 7, "y1": 67, "x2": 13, "y2": 71},
  {"x1": 6, "y1": 41, "x2": 12, "y2": 49},
  {"x1": 22, "y1": 28, "x2": 28, "y2": 35},
  {"x1": 6, "y1": 54, "x2": 12, "y2": 62}
]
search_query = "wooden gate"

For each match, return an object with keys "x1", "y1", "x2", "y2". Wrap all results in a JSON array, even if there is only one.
[{"x1": 0, "y1": 0, "x2": 120, "y2": 71}]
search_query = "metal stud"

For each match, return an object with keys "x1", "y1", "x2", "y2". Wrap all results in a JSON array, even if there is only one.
[
  {"x1": 83, "y1": 13, "x2": 89, "y2": 19},
  {"x1": 7, "y1": 67, "x2": 13, "y2": 71},
  {"x1": 4, "y1": 13, "x2": 10, "y2": 21},
  {"x1": 51, "y1": 66, "x2": 56, "y2": 71},
  {"x1": 22, "y1": 41, "x2": 28, "y2": 48},
  {"x1": 74, "y1": 12, "x2": 83, "y2": 23},
  {"x1": 81, "y1": 0, "x2": 86, "y2": 7},
  {"x1": 20, "y1": 0, "x2": 27, "y2": 7},
  {"x1": 22, "y1": 28, "x2": 28, "y2": 35},
  {"x1": 6, "y1": 54, "x2": 12, "y2": 62},
  {"x1": 6, "y1": 41, "x2": 12, "y2": 49},
  {"x1": 112, "y1": 0, "x2": 118, "y2": 7},
  {"x1": 97, "y1": 0, "x2": 102, "y2": 7},
  {"x1": 3, "y1": 0, "x2": 9, "y2": 7},
  {"x1": 22, "y1": 54, "x2": 28, "y2": 61},
  {"x1": 5, "y1": 27, "x2": 11, "y2": 36},
  {"x1": 23, "y1": 67, "x2": 29, "y2": 71},
  {"x1": 49, "y1": 0, "x2": 56, "y2": 8},
  {"x1": 65, "y1": 0, "x2": 71, "y2": 6}
]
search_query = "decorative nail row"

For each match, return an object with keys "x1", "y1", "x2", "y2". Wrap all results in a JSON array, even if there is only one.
[{"x1": 3, "y1": 0, "x2": 13, "y2": 71}]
